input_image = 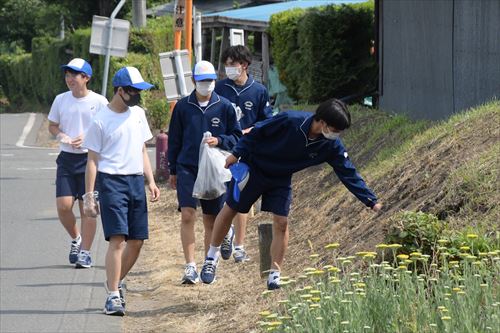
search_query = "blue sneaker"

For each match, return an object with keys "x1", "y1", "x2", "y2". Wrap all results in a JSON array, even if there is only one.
[
  {"x1": 233, "y1": 248, "x2": 250, "y2": 263},
  {"x1": 75, "y1": 251, "x2": 92, "y2": 268},
  {"x1": 68, "y1": 241, "x2": 80, "y2": 264},
  {"x1": 105, "y1": 281, "x2": 125, "y2": 308},
  {"x1": 220, "y1": 226, "x2": 234, "y2": 260},
  {"x1": 267, "y1": 275, "x2": 281, "y2": 290},
  {"x1": 118, "y1": 282, "x2": 126, "y2": 308},
  {"x1": 103, "y1": 296, "x2": 125, "y2": 316},
  {"x1": 200, "y1": 257, "x2": 218, "y2": 284},
  {"x1": 181, "y1": 265, "x2": 199, "y2": 284}
]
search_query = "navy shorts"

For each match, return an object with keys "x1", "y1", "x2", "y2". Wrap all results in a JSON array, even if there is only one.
[
  {"x1": 55, "y1": 151, "x2": 87, "y2": 200},
  {"x1": 226, "y1": 165, "x2": 292, "y2": 217},
  {"x1": 97, "y1": 172, "x2": 148, "y2": 241},
  {"x1": 176, "y1": 164, "x2": 225, "y2": 216}
]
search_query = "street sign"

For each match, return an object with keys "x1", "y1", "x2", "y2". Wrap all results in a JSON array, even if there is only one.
[
  {"x1": 90, "y1": 15, "x2": 130, "y2": 57},
  {"x1": 230, "y1": 29, "x2": 245, "y2": 46},
  {"x1": 174, "y1": 0, "x2": 186, "y2": 31},
  {"x1": 159, "y1": 50, "x2": 194, "y2": 101}
]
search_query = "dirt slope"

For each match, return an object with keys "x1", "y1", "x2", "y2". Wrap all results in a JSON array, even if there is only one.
[{"x1": 122, "y1": 102, "x2": 499, "y2": 332}]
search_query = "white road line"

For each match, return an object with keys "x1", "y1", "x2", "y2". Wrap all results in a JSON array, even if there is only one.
[
  {"x1": 15, "y1": 113, "x2": 36, "y2": 148},
  {"x1": 48, "y1": 153, "x2": 59, "y2": 156},
  {"x1": 16, "y1": 167, "x2": 56, "y2": 171},
  {"x1": 1, "y1": 154, "x2": 14, "y2": 157}
]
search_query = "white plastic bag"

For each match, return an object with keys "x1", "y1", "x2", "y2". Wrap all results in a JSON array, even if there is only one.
[{"x1": 192, "y1": 132, "x2": 232, "y2": 200}]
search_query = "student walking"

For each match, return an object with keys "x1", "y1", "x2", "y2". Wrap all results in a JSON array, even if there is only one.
[
  {"x1": 48, "y1": 58, "x2": 108, "y2": 268},
  {"x1": 83, "y1": 66, "x2": 160, "y2": 316},
  {"x1": 168, "y1": 60, "x2": 242, "y2": 284},
  {"x1": 200, "y1": 98, "x2": 382, "y2": 289},
  {"x1": 215, "y1": 45, "x2": 273, "y2": 263}
]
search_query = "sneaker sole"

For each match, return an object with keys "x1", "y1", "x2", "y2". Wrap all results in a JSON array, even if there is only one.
[
  {"x1": 181, "y1": 278, "x2": 199, "y2": 285},
  {"x1": 103, "y1": 308, "x2": 125, "y2": 316},
  {"x1": 234, "y1": 258, "x2": 250, "y2": 263},
  {"x1": 200, "y1": 276, "x2": 217, "y2": 285},
  {"x1": 75, "y1": 263, "x2": 92, "y2": 268}
]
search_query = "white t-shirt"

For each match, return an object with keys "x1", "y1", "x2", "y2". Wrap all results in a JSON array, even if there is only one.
[
  {"x1": 82, "y1": 104, "x2": 153, "y2": 175},
  {"x1": 48, "y1": 90, "x2": 108, "y2": 154}
]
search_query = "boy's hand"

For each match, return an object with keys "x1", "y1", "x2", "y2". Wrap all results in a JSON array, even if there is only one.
[
  {"x1": 71, "y1": 134, "x2": 83, "y2": 149},
  {"x1": 205, "y1": 136, "x2": 219, "y2": 147},
  {"x1": 224, "y1": 154, "x2": 238, "y2": 169},
  {"x1": 148, "y1": 183, "x2": 160, "y2": 202},
  {"x1": 82, "y1": 191, "x2": 100, "y2": 218},
  {"x1": 371, "y1": 203, "x2": 382, "y2": 212},
  {"x1": 169, "y1": 175, "x2": 177, "y2": 190}
]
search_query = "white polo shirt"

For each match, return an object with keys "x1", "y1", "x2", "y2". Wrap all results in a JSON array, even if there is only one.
[
  {"x1": 48, "y1": 91, "x2": 108, "y2": 154},
  {"x1": 83, "y1": 104, "x2": 153, "y2": 175}
]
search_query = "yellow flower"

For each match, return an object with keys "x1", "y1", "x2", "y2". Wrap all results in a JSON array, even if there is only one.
[
  {"x1": 268, "y1": 321, "x2": 282, "y2": 327},
  {"x1": 315, "y1": 317, "x2": 323, "y2": 321},
  {"x1": 441, "y1": 316, "x2": 451, "y2": 321},
  {"x1": 311, "y1": 297, "x2": 321, "y2": 302},
  {"x1": 388, "y1": 244, "x2": 403, "y2": 249},
  {"x1": 330, "y1": 278, "x2": 341, "y2": 283},
  {"x1": 459, "y1": 246, "x2": 470, "y2": 251},
  {"x1": 480, "y1": 283, "x2": 488, "y2": 288},
  {"x1": 309, "y1": 253, "x2": 319, "y2": 259},
  {"x1": 278, "y1": 299, "x2": 290, "y2": 304},
  {"x1": 259, "y1": 310, "x2": 271, "y2": 316},
  {"x1": 437, "y1": 239, "x2": 449, "y2": 244},
  {"x1": 310, "y1": 290, "x2": 321, "y2": 295},
  {"x1": 300, "y1": 294, "x2": 312, "y2": 299},
  {"x1": 304, "y1": 267, "x2": 316, "y2": 272},
  {"x1": 398, "y1": 265, "x2": 407, "y2": 270},
  {"x1": 340, "y1": 321, "x2": 350, "y2": 325},
  {"x1": 324, "y1": 243, "x2": 340, "y2": 249},
  {"x1": 397, "y1": 254, "x2": 409, "y2": 260},
  {"x1": 266, "y1": 313, "x2": 278, "y2": 319},
  {"x1": 466, "y1": 233, "x2": 478, "y2": 239},
  {"x1": 309, "y1": 304, "x2": 320, "y2": 309},
  {"x1": 376, "y1": 244, "x2": 388, "y2": 249},
  {"x1": 327, "y1": 266, "x2": 340, "y2": 273},
  {"x1": 356, "y1": 251, "x2": 369, "y2": 256},
  {"x1": 410, "y1": 252, "x2": 422, "y2": 257}
]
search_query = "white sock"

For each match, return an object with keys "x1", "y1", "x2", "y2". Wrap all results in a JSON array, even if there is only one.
[
  {"x1": 72, "y1": 235, "x2": 81, "y2": 244},
  {"x1": 206, "y1": 245, "x2": 221, "y2": 260},
  {"x1": 268, "y1": 270, "x2": 280, "y2": 284},
  {"x1": 108, "y1": 291, "x2": 120, "y2": 298},
  {"x1": 186, "y1": 262, "x2": 196, "y2": 268},
  {"x1": 79, "y1": 249, "x2": 90, "y2": 255},
  {"x1": 234, "y1": 245, "x2": 244, "y2": 251}
]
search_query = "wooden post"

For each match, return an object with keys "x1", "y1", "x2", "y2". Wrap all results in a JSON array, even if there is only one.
[
  {"x1": 258, "y1": 222, "x2": 273, "y2": 277},
  {"x1": 210, "y1": 28, "x2": 217, "y2": 64},
  {"x1": 261, "y1": 31, "x2": 269, "y2": 87}
]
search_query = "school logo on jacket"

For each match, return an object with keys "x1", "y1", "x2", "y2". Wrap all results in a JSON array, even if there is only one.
[
  {"x1": 244, "y1": 101, "x2": 253, "y2": 111},
  {"x1": 211, "y1": 117, "x2": 221, "y2": 127}
]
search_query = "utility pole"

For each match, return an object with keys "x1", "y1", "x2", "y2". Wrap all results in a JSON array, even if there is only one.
[{"x1": 132, "y1": 0, "x2": 147, "y2": 28}]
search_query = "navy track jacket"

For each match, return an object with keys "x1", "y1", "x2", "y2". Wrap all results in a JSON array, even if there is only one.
[
  {"x1": 168, "y1": 91, "x2": 242, "y2": 175},
  {"x1": 231, "y1": 111, "x2": 378, "y2": 208},
  {"x1": 214, "y1": 75, "x2": 273, "y2": 130}
]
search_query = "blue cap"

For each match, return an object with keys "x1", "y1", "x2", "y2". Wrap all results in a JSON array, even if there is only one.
[
  {"x1": 229, "y1": 162, "x2": 250, "y2": 202},
  {"x1": 112, "y1": 66, "x2": 154, "y2": 90},
  {"x1": 193, "y1": 60, "x2": 217, "y2": 81},
  {"x1": 61, "y1": 58, "x2": 92, "y2": 77}
]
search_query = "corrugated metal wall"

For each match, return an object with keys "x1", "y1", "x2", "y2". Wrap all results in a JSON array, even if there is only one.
[{"x1": 379, "y1": 0, "x2": 500, "y2": 120}]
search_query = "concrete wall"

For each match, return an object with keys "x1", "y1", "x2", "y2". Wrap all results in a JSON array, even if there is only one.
[{"x1": 379, "y1": 0, "x2": 500, "y2": 120}]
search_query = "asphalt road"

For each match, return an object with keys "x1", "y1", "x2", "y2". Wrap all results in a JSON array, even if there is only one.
[{"x1": 0, "y1": 113, "x2": 122, "y2": 332}]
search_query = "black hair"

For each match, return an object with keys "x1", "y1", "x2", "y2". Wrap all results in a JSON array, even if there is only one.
[
  {"x1": 221, "y1": 45, "x2": 252, "y2": 66},
  {"x1": 313, "y1": 98, "x2": 351, "y2": 130},
  {"x1": 113, "y1": 86, "x2": 140, "y2": 94}
]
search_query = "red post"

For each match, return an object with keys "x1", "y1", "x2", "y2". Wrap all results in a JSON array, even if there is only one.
[{"x1": 155, "y1": 130, "x2": 169, "y2": 181}]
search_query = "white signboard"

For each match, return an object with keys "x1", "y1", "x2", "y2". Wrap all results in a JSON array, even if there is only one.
[
  {"x1": 230, "y1": 29, "x2": 245, "y2": 46},
  {"x1": 159, "y1": 50, "x2": 194, "y2": 101},
  {"x1": 90, "y1": 15, "x2": 130, "y2": 57}
]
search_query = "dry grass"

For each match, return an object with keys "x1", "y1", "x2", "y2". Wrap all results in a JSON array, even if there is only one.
[{"x1": 122, "y1": 101, "x2": 499, "y2": 332}]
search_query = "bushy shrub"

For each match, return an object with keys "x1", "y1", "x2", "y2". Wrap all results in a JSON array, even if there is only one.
[{"x1": 270, "y1": 1, "x2": 376, "y2": 103}]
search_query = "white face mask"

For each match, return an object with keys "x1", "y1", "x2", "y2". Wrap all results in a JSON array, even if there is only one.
[
  {"x1": 322, "y1": 126, "x2": 340, "y2": 140},
  {"x1": 196, "y1": 81, "x2": 215, "y2": 96},
  {"x1": 225, "y1": 66, "x2": 242, "y2": 81}
]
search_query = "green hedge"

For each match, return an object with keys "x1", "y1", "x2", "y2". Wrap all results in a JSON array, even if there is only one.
[
  {"x1": 0, "y1": 16, "x2": 173, "y2": 127},
  {"x1": 270, "y1": 1, "x2": 376, "y2": 103}
]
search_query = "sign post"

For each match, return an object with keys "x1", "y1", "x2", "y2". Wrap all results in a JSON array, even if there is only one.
[
  {"x1": 159, "y1": 50, "x2": 194, "y2": 102},
  {"x1": 89, "y1": 0, "x2": 128, "y2": 97}
]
